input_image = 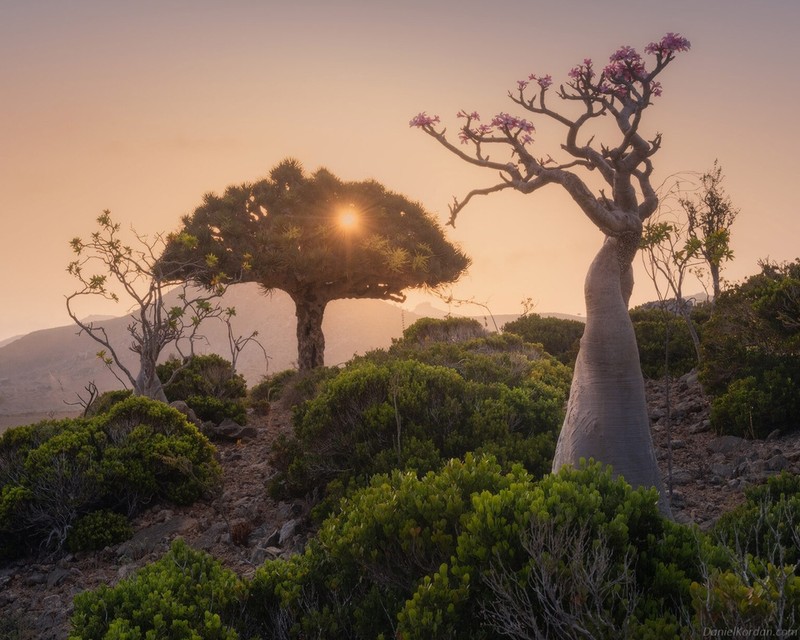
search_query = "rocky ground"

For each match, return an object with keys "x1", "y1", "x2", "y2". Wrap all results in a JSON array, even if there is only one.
[{"x1": 2, "y1": 372, "x2": 800, "y2": 639}]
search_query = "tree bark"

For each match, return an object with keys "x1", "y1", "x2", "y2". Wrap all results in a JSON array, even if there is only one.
[
  {"x1": 294, "y1": 296, "x2": 328, "y2": 371},
  {"x1": 135, "y1": 359, "x2": 168, "y2": 403},
  {"x1": 553, "y1": 237, "x2": 671, "y2": 516}
]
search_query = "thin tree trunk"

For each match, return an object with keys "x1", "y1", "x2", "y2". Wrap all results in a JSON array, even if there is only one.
[
  {"x1": 553, "y1": 237, "x2": 671, "y2": 517},
  {"x1": 294, "y1": 296, "x2": 328, "y2": 371}
]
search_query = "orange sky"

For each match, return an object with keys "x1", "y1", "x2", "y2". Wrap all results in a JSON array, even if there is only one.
[{"x1": 2, "y1": 0, "x2": 799, "y2": 342}]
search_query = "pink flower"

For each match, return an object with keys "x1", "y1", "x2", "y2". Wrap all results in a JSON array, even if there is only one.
[
  {"x1": 517, "y1": 79, "x2": 529, "y2": 91},
  {"x1": 533, "y1": 74, "x2": 552, "y2": 90},
  {"x1": 650, "y1": 81, "x2": 663, "y2": 96},
  {"x1": 645, "y1": 33, "x2": 691, "y2": 57},
  {"x1": 491, "y1": 113, "x2": 535, "y2": 134},
  {"x1": 456, "y1": 110, "x2": 481, "y2": 120},
  {"x1": 409, "y1": 112, "x2": 440, "y2": 128}
]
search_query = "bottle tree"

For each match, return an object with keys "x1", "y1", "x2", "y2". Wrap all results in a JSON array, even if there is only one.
[
  {"x1": 411, "y1": 34, "x2": 691, "y2": 515},
  {"x1": 164, "y1": 159, "x2": 470, "y2": 371}
]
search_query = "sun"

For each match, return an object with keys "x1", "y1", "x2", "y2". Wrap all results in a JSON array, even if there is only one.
[{"x1": 338, "y1": 208, "x2": 359, "y2": 230}]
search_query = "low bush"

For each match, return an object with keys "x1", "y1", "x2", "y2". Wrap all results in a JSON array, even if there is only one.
[
  {"x1": 502, "y1": 312, "x2": 585, "y2": 366},
  {"x1": 629, "y1": 306, "x2": 701, "y2": 379},
  {"x1": 268, "y1": 354, "x2": 569, "y2": 515},
  {"x1": 85, "y1": 389, "x2": 133, "y2": 417},
  {"x1": 709, "y1": 365, "x2": 800, "y2": 439},
  {"x1": 0, "y1": 397, "x2": 221, "y2": 558},
  {"x1": 250, "y1": 459, "x2": 708, "y2": 639},
  {"x1": 65, "y1": 509, "x2": 133, "y2": 552},
  {"x1": 158, "y1": 354, "x2": 248, "y2": 424},
  {"x1": 70, "y1": 538, "x2": 246, "y2": 639}
]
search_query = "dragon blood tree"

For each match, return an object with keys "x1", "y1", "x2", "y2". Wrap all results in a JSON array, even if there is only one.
[
  {"x1": 412, "y1": 34, "x2": 690, "y2": 515},
  {"x1": 163, "y1": 159, "x2": 470, "y2": 372}
]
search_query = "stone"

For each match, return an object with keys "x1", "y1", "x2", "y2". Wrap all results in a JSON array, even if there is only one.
[
  {"x1": 708, "y1": 435, "x2": 746, "y2": 455},
  {"x1": 766, "y1": 454, "x2": 789, "y2": 471},
  {"x1": 710, "y1": 463, "x2": 734, "y2": 479},
  {"x1": 46, "y1": 568, "x2": 71, "y2": 589},
  {"x1": 278, "y1": 519, "x2": 297, "y2": 546},
  {"x1": 116, "y1": 516, "x2": 197, "y2": 560}
]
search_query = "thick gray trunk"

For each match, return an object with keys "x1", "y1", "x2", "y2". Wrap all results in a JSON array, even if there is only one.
[
  {"x1": 135, "y1": 360, "x2": 167, "y2": 403},
  {"x1": 553, "y1": 237, "x2": 670, "y2": 516}
]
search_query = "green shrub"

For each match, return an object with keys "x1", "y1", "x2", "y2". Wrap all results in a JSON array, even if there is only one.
[
  {"x1": 0, "y1": 397, "x2": 221, "y2": 558},
  {"x1": 158, "y1": 354, "x2": 247, "y2": 401},
  {"x1": 502, "y1": 312, "x2": 585, "y2": 365},
  {"x1": 251, "y1": 460, "x2": 707, "y2": 639},
  {"x1": 269, "y1": 356, "x2": 567, "y2": 515},
  {"x1": 186, "y1": 394, "x2": 247, "y2": 425},
  {"x1": 85, "y1": 389, "x2": 134, "y2": 417},
  {"x1": 629, "y1": 306, "x2": 701, "y2": 379},
  {"x1": 249, "y1": 455, "x2": 520, "y2": 640},
  {"x1": 397, "y1": 462, "x2": 704, "y2": 640},
  {"x1": 158, "y1": 354, "x2": 248, "y2": 424},
  {"x1": 713, "y1": 472, "x2": 800, "y2": 568},
  {"x1": 70, "y1": 538, "x2": 246, "y2": 639},
  {"x1": 66, "y1": 509, "x2": 133, "y2": 552},
  {"x1": 710, "y1": 366, "x2": 800, "y2": 439},
  {"x1": 700, "y1": 260, "x2": 800, "y2": 437},
  {"x1": 398, "y1": 316, "x2": 487, "y2": 345},
  {"x1": 248, "y1": 369, "x2": 298, "y2": 414}
]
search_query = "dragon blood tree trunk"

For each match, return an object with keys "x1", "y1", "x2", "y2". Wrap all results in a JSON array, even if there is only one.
[
  {"x1": 553, "y1": 236, "x2": 671, "y2": 516},
  {"x1": 293, "y1": 295, "x2": 328, "y2": 372}
]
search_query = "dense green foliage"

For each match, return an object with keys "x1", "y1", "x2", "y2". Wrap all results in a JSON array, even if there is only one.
[
  {"x1": 502, "y1": 312, "x2": 585, "y2": 366},
  {"x1": 700, "y1": 260, "x2": 800, "y2": 437},
  {"x1": 157, "y1": 354, "x2": 248, "y2": 424},
  {"x1": 70, "y1": 538, "x2": 246, "y2": 639},
  {"x1": 66, "y1": 509, "x2": 134, "y2": 552},
  {"x1": 269, "y1": 323, "x2": 571, "y2": 515},
  {"x1": 629, "y1": 305, "x2": 707, "y2": 379},
  {"x1": 250, "y1": 459, "x2": 707, "y2": 639},
  {"x1": 86, "y1": 389, "x2": 134, "y2": 417},
  {"x1": 67, "y1": 462, "x2": 800, "y2": 638},
  {"x1": 0, "y1": 397, "x2": 221, "y2": 559}
]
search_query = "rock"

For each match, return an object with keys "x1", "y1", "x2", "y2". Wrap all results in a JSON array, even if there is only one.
[
  {"x1": 669, "y1": 469, "x2": 697, "y2": 485},
  {"x1": 708, "y1": 435, "x2": 746, "y2": 455},
  {"x1": 766, "y1": 454, "x2": 789, "y2": 472},
  {"x1": 116, "y1": 516, "x2": 197, "y2": 560},
  {"x1": 689, "y1": 420, "x2": 711, "y2": 434},
  {"x1": 671, "y1": 439, "x2": 687, "y2": 450},
  {"x1": 46, "y1": 567, "x2": 71, "y2": 588},
  {"x1": 169, "y1": 401, "x2": 203, "y2": 429},
  {"x1": 278, "y1": 519, "x2": 297, "y2": 546},
  {"x1": 710, "y1": 463, "x2": 735, "y2": 479},
  {"x1": 206, "y1": 419, "x2": 258, "y2": 442},
  {"x1": 766, "y1": 429, "x2": 782, "y2": 441},
  {"x1": 195, "y1": 522, "x2": 228, "y2": 550}
]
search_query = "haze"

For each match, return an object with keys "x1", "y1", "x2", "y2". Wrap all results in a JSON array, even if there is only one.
[{"x1": 2, "y1": 0, "x2": 799, "y2": 342}]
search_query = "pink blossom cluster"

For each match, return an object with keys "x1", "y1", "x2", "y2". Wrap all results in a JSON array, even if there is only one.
[
  {"x1": 603, "y1": 46, "x2": 647, "y2": 85},
  {"x1": 645, "y1": 33, "x2": 691, "y2": 57},
  {"x1": 529, "y1": 74, "x2": 553, "y2": 90},
  {"x1": 568, "y1": 58, "x2": 595, "y2": 81},
  {"x1": 457, "y1": 112, "x2": 535, "y2": 145},
  {"x1": 457, "y1": 110, "x2": 481, "y2": 120},
  {"x1": 409, "y1": 112, "x2": 440, "y2": 128}
]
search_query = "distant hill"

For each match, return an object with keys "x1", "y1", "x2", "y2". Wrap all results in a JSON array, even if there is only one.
[
  {"x1": 0, "y1": 284, "x2": 584, "y2": 425},
  {"x1": 0, "y1": 284, "x2": 426, "y2": 421}
]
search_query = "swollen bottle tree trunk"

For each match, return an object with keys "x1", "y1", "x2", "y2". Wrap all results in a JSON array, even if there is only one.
[
  {"x1": 413, "y1": 34, "x2": 691, "y2": 517},
  {"x1": 553, "y1": 237, "x2": 670, "y2": 515},
  {"x1": 293, "y1": 295, "x2": 328, "y2": 371}
]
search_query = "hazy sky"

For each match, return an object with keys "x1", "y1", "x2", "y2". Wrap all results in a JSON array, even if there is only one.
[{"x1": 2, "y1": 0, "x2": 799, "y2": 342}]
